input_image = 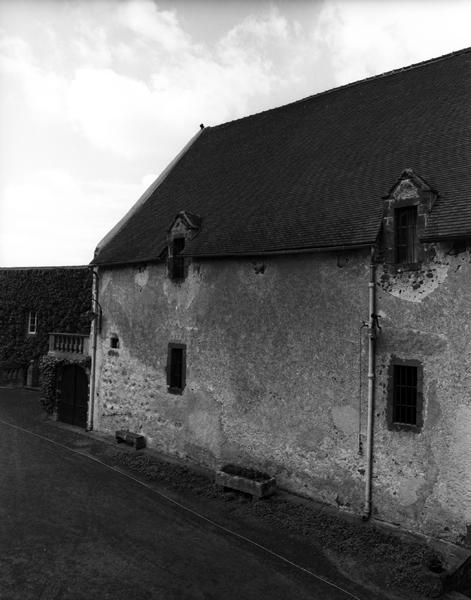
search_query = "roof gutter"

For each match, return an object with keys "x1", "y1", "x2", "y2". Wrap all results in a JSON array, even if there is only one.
[
  {"x1": 183, "y1": 242, "x2": 374, "y2": 259},
  {"x1": 90, "y1": 257, "x2": 164, "y2": 268},
  {"x1": 93, "y1": 127, "x2": 207, "y2": 259},
  {"x1": 92, "y1": 242, "x2": 376, "y2": 267},
  {"x1": 420, "y1": 233, "x2": 471, "y2": 243}
]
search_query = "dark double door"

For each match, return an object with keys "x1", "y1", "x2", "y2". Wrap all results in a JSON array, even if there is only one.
[{"x1": 58, "y1": 365, "x2": 88, "y2": 428}]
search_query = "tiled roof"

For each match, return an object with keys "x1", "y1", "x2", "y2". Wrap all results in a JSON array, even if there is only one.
[{"x1": 93, "y1": 48, "x2": 471, "y2": 265}]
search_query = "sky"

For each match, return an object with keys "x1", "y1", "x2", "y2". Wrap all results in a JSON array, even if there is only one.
[{"x1": 0, "y1": 0, "x2": 470, "y2": 267}]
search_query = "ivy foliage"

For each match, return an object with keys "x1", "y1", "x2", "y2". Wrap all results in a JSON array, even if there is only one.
[
  {"x1": 39, "y1": 355, "x2": 59, "y2": 414},
  {"x1": 0, "y1": 268, "x2": 92, "y2": 365},
  {"x1": 39, "y1": 354, "x2": 91, "y2": 414}
]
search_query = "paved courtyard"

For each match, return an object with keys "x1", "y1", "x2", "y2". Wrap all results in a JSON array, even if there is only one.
[{"x1": 0, "y1": 388, "x2": 374, "y2": 600}]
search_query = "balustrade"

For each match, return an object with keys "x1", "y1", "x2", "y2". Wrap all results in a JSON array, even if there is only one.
[{"x1": 48, "y1": 333, "x2": 89, "y2": 357}]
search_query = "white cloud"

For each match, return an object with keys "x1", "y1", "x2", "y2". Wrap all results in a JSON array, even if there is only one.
[
  {"x1": 0, "y1": 2, "x2": 324, "y2": 168},
  {"x1": 219, "y1": 7, "x2": 290, "y2": 57},
  {"x1": 0, "y1": 170, "x2": 146, "y2": 266},
  {"x1": 67, "y1": 68, "x2": 162, "y2": 159},
  {"x1": 0, "y1": 35, "x2": 68, "y2": 118},
  {"x1": 316, "y1": 0, "x2": 471, "y2": 85},
  {"x1": 64, "y1": 4, "x2": 322, "y2": 160},
  {"x1": 117, "y1": 1, "x2": 190, "y2": 53},
  {"x1": 72, "y1": 25, "x2": 112, "y2": 68}
]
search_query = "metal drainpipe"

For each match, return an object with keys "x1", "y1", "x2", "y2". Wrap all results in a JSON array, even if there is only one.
[
  {"x1": 88, "y1": 267, "x2": 99, "y2": 431},
  {"x1": 363, "y1": 246, "x2": 377, "y2": 520}
]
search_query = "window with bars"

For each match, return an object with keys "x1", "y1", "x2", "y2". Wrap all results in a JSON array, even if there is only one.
[
  {"x1": 169, "y1": 237, "x2": 186, "y2": 281},
  {"x1": 167, "y1": 343, "x2": 186, "y2": 394},
  {"x1": 388, "y1": 360, "x2": 423, "y2": 431},
  {"x1": 395, "y1": 206, "x2": 418, "y2": 264},
  {"x1": 393, "y1": 365, "x2": 417, "y2": 425},
  {"x1": 28, "y1": 311, "x2": 38, "y2": 335}
]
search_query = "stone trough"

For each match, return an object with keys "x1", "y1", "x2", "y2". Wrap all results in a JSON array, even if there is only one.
[
  {"x1": 115, "y1": 430, "x2": 146, "y2": 450},
  {"x1": 215, "y1": 464, "x2": 276, "y2": 499}
]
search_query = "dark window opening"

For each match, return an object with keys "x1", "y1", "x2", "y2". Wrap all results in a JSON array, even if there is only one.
[
  {"x1": 167, "y1": 343, "x2": 186, "y2": 394},
  {"x1": 170, "y1": 237, "x2": 186, "y2": 281},
  {"x1": 395, "y1": 206, "x2": 417, "y2": 264},
  {"x1": 28, "y1": 311, "x2": 38, "y2": 335},
  {"x1": 110, "y1": 336, "x2": 119, "y2": 349},
  {"x1": 393, "y1": 365, "x2": 417, "y2": 425}
]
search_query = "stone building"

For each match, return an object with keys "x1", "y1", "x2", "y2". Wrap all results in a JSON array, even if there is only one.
[
  {"x1": 0, "y1": 267, "x2": 93, "y2": 426},
  {"x1": 89, "y1": 48, "x2": 471, "y2": 546},
  {"x1": 0, "y1": 267, "x2": 92, "y2": 383}
]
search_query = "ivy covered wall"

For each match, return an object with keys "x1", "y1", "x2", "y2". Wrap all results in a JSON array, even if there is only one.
[{"x1": 0, "y1": 267, "x2": 93, "y2": 366}]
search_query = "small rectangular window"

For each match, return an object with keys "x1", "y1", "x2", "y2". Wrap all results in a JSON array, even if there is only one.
[
  {"x1": 171, "y1": 237, "x2": 186, "y2": 281},
  {"x1": 393, "y1": 365, "x2": 418, "y2": 425},
  {"x1": 28, "y1": 311, "x2": 38, "y2": 335},
  {"x1": 388, "y1": 359, "x2": 423, "y2": 432},
  {"x1": 167, "y1": 343, "x2": 186, "y2": 394},
  {"x1": 395, "y1": 206, "x2": 417, "y2": 264}
]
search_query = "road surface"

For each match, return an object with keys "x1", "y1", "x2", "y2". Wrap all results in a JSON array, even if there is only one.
[{"x1": 0, "y1": 389, "x2": 372, "y2": 600}]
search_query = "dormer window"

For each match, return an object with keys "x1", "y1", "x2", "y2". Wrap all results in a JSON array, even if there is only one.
[
  {"x1": 169, "y1": 237, "x2": 186, "y2": 281},
  {"x1": 381, "y1": 169, "x2": 436, "y2": 267},
  {"x1": 395, "y1": 206, "x2": 417, "y2": 264},
  {"x1": 166, "y1": 211, "x2": 201, "y2": 283}
]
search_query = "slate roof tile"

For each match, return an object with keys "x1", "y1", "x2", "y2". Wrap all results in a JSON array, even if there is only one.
[{"x1": 93, "y1": 48, "x2": 471, "y2": 265}]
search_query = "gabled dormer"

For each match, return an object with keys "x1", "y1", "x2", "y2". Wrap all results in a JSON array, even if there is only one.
[
  {"x1": 167, "y1": 211, "x2": 201, "y2": 282},
  {"x1": 381, "y1": 169, "x2": 437, "y2": 267}
]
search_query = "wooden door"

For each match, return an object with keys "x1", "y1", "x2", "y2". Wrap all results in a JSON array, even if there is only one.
[{"x1": 58, "y1": 365, "x2": 88, "y2": 428}]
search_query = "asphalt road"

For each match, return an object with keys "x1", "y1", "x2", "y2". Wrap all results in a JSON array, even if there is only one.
[{"x1": 0, "y1": 389, "x2": 367, "y2": 600}]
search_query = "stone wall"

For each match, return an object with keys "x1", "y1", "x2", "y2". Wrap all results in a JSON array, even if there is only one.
[
  {"x1": 375, "y1": 241, "x2": 471, "y2": 545},
  {"x1": 94, "y1": 248, "x2": 471, "y2": 545}
]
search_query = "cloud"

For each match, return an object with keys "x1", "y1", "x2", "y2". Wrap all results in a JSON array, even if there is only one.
[
  {"x1": 64, "y1": 3, "x2": 324, "y2": 159},
  {"x1": 0, "y1": 35, "x2": 68, "y2": 118},
  {"x1": 0, "y1": 2, "x2": 326, "y2": 166},
  {"x1": 0, "y1": 170, "x2": 147, "y2": 266},
  {"x1": 67, "y1": 68, "x2": 164, "y2": 159},
  {"x1": 316, "y1": 0, "x2": 471, "y2": 85},
  {"x1": 3, "y1": 0, "x2": 471, "y2": 163},
  {"x1": 72, "y1": 24, "x2": 112, "y2": 68},
  {"x1": 117, "y1": 1, "x2": 190, "y2": 53},
  {"x1": 219, "y1": 7, "x2": 290, "y2": 58}
]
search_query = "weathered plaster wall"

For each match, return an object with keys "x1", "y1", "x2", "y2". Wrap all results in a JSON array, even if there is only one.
[
  {"x1": 94, "y1": 247, "x2": 471, "y2": 545},
  {"x1": 95, "y1": 252, "x2": 370, "y2": 510},
  {"x1": 375, "y1": 243, "x2": 471, "y2": 545}
]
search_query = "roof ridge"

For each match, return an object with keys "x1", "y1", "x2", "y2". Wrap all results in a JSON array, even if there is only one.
[{"x1": 210, "y1": 46, "x2": 471, "y2": 131}]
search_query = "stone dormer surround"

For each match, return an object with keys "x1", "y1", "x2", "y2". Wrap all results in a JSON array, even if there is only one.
[
  {"x1": 380, "y1": 169, "x2": 437, "y2": 266},
  {"x1": 166, "y1": 211, "x2": 202, "y2": 281}
]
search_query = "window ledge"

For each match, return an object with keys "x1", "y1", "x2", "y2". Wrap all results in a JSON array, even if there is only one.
[
  {"x1": 168, "y1": 386, "x2": 184, "y2": 395},
  {"x1": 393, "y1": 262, "x2": 421, "y2": 272},
  {"x1": 390, "y1": 422, "x2": 422, "y2": 433}
]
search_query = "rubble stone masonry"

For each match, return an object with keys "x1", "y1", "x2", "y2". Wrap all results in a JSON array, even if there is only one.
[{"x1": 94, "y1": 247, "x2": 471, "y2": 546}]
